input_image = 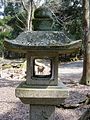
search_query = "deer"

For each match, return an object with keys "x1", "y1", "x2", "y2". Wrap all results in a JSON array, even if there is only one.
[{"x1": 37, "y1": 65, "x2": 45, "y2": 74}]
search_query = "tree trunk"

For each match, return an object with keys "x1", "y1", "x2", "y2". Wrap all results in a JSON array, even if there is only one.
[
  {"x1": 27, "y1": 0, "x2": 33, "y2": 31},
  {"x1": 80, "y1": 0, "x2": 90, "y2": 85}
]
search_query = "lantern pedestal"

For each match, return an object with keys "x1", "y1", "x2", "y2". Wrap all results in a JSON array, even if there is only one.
[
  {"x1": 30, "y1": 105, "x2": 55, "y2": 120},
  {"x1": 16, "y1": 82, "x2": 68, "y2": 120}
]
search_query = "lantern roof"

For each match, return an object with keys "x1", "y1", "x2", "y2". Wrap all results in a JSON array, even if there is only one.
[{"x1": 4, "y1": 31, "x2": 81, "y2": 53}]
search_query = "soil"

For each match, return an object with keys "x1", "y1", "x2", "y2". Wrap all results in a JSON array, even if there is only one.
[{"x1": 0, "y1": 58, "x2": 90, "y2": 120}]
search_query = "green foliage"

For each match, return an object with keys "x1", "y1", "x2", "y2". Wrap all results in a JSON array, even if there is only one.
[
  {"x1": 0, "y1": 16, "x2": 13, "y2": 52},
  {"x1": 4, "y1": 2, "x2": 26, "y2": 39},
  {"x1": 0, "y1": 39, "x2": 4, "y2": 52},
  {"x1": 65, "y1": 19, "x2": 83, "y2": 40},
  {"x1": 7, "y1": 11, "x2": 27, "y2": 39},
  {"x1": 4, "y1": 2, "x2": 22, "y2": 16},
  {"x1": 4, "y1": 2, "x2": 15, "y2": 16},
  {"x1": 64, "y1": 1, "x2": 83, "y2": 39},
  {"x1": 0, "y1": 2, "x2": 27, "y2": 54},
  {"x1": 0, "y1": 19, "x2": 4, "y2": 26},
  {"x1": 47, "y1": 0, "x2": 83, "y2": 40},
  {"x1": 60, "y1": 0, "x2": 83, "y2": 40}
]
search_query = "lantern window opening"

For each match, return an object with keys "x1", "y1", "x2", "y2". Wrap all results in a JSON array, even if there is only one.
[{"x1": 32, "y1": 58, "x2": 52, "y2": 79}]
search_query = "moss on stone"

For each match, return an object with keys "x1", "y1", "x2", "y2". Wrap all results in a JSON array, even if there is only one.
[
  {"x1": 34, "y1": 6, "x2": 53, "y2": 18},
  {"x1": 32, "y1": 19, "x2": 53, "y2": 31}
]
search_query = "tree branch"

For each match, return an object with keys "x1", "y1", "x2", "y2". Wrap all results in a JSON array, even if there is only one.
[
  {"x1": 16, "y1": 23, "x2": 24, "y2": 31},
  {"x1": 32, "y1": 0, "x2": 37, "y2": 9},
  {"x1": 20, "y1": 12, "x2": 27, "y2": 21},
  {"x1": 20, "y1": 0, "x2": 28, "y2": 12},
  {"x1": 15, "y1": 14, "x2": 26, "y2": 28}
]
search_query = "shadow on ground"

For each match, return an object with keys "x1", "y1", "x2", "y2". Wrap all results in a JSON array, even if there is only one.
[
  {"x1": 0, "y1": 101, "x2": 29, "y2": 120},
  {"x1": 0, "y1": 77, "x2": 21, "y2": 87}
]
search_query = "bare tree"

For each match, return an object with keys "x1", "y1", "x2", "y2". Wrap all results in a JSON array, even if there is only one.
[
  {"x1": 21, "y1": 0, "x2": 34, "y2": 31},
  {"x1": 80, "y1": 0, "x2": 90, "y2": 85},
  {"x1": 20, "y1": 0, "x2": 46, "y2": 31}
]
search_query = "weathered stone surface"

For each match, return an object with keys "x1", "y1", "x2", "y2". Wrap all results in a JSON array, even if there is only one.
[
  {"x1": 33, "y1": 6, "x2": 62, "y2": 31},
  {"x1": 4, "y1": 31, "x2": 82, "y2": 53},
  {"x1": 15, "y1": 82, "x2": 69, "y2": 105},
  {"x1": 34, "y1": 6, "x2": 53, "y2": 18},
  {"x1": 32, "y1": 19, "x2": 54, "y2": 31},
  {"x1": 30, "y1": 105, "x2": 55, "y2": 120}
]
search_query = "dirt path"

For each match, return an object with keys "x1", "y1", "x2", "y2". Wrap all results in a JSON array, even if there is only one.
[{"x1": 0, "y1": 59, "x2": 90, "y2": 120}]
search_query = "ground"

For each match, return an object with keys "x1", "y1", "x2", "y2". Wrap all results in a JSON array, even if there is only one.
[{"x1": 0, "y1": 58, "x2": 90, "y2": 120}]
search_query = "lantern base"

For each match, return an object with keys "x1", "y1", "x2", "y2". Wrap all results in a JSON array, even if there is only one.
[{"x1": 15, "y1": 81, "x2": 69, "y2": 105}]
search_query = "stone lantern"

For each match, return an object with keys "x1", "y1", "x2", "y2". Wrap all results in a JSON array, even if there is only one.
[{"x1": 4, "y1": 6, "x2": 82, "y2": 120}]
